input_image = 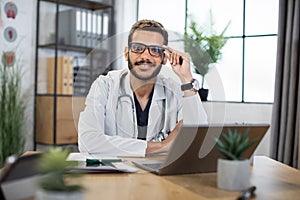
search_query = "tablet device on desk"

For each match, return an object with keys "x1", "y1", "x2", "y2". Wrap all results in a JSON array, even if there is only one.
[
  {"x1": 0, "y1": 153, "x2": 42, "y2": 200},
  {"x1": 133, "y1": 124, "x2": 270, "y2": 175}
]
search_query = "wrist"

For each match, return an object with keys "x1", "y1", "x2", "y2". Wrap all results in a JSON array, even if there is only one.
[
  {"x1": 183, "y1": 90, "x2": 197, "y2": 97},
  {"x1": 180, "y1": 76, "x2": 194, "y2": 84},
  {"x1": 181, "y1": 78, "x2": 200, "y2": 93},
  {"x1": 146, "y1": 141, "x2": 164, "y2": 154}
]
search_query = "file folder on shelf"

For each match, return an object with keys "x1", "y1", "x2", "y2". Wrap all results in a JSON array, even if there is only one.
[{"x1": 47, "y1": 56, "x2": 74, "y2": 95}]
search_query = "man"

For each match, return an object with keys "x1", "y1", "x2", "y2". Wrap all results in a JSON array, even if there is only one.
[{"x1": 78, "y1": 19, "x2": 207, "y2": 156}]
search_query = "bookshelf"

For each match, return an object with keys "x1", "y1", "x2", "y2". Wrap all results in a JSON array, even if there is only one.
[{"x1": 34, "y1": 0, "x2": 115, "y2": 148}]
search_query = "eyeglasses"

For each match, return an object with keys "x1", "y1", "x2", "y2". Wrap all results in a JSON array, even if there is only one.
[{"x1": 129, "y1": 42, "x2": 165, "y2": 57}]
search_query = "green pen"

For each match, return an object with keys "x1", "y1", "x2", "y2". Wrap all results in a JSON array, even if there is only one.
[{"x1": 86, "y1": 158, "x2": 122, "y2": 164}]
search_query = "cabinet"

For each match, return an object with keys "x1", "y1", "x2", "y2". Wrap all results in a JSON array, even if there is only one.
[{"x1": 34, "y1": 0, "x2": 114, "y2": 148}]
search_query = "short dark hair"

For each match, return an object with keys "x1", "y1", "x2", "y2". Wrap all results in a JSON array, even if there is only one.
[{"x1": 128, "y1": 19, "x2": 168, "y2": 45}]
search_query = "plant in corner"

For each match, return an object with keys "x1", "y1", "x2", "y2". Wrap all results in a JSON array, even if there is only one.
[
  {"x1": 36, "y1": 148, "x2": 84, "y2": 200},
  {"x1": 0, "y1": 52, "x2": 26, "y2": 168},
  {"x1": 214, "y1": 128, "x2": 257, "y2": 191},
  {"x1": 184, "y1": 13, "x2": 230, "y2": 101}
]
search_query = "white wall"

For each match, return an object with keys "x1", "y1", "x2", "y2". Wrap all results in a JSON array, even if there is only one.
[
  {"x1": 0, "y1": 0, "x2": 37, "y2": 150},
  {"x1": 203, "y1": 102, "x2": 273, "y2": 157}
]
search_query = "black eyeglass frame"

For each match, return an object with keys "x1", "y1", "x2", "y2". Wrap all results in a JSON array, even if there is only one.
[{"x1": 128, "y1": 42, "x2": 166, "y2": 58}]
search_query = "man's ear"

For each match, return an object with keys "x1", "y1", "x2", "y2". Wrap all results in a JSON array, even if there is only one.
[{"x1": 124, "y1": 46, "x2": 129, "y2": 61}]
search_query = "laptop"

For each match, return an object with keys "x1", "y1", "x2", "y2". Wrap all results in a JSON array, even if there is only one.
[
  {"x1": 0, "y1": 153, "x2": 42, "y2": 200},
  {"x1": 133, "y1": 124, "x2": 270, "y2": 175}
]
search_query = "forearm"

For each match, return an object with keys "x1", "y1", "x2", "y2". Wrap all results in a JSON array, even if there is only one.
[
  {"x1": 146, "y1": 141, "x2": 165, "y2": 154},
  {"x1": 183, "y1": 89, "x2": 197, "y2": 97},
  {"x1": 79, "y1": 130, "x2": 147, "y2": 156},
  {"x1": 146, "y1": 120, "x2": 183, "y2": 154},
  {"x1": 78, "y1": 109, "x2": 147, "y2": 157}
]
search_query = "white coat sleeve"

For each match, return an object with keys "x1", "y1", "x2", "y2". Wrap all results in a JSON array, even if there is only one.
[
  {"x1": 181, "y1": 94, "x2": 208, "y2": 125},
  {"x1": 78, "y1": 77, "x2": 147, "y2": 157}
]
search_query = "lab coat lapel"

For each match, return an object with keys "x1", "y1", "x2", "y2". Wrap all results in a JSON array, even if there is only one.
[
  {"x1": 147, "y1": 78, "x2": 166, "y2": 140},
  {"x1": 121, "y1": 72, "x2": 138, "y2": 137},
  {"x1": 123, "y1": 71, "x2": 133, "y2": 97}
]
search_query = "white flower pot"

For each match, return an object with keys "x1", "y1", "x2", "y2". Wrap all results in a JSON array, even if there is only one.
[
  {"x1": 35, "y1": 189, "x2": 84, "y2": 200},
  {"x1": 217, "y1": 158, "x2": 250, "y2": 191}
]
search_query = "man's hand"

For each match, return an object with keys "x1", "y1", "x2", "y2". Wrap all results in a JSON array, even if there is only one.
[
  {"x1": 163, "y1": 46, "x2": 193, "y2": 84},
  {"x1": 146, "y1": 120, "x2": 183, "y2": 154},
  {"x1": 164, "y1": 46, "x2": 197, "y2": 97}
]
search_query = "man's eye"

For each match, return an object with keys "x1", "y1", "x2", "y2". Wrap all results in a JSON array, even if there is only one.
[
  {"x1": 151, "y1": 47, "x2": 162, "y2": 54},
  {"x1": 152, "y1": 48, "x2": 159, "y2": 52},
  {"x1": 133, "y1": 45, "x2": 143, "y2": 51}
]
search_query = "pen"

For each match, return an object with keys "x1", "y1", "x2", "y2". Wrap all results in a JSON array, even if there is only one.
[
  {"x1": 237, "y1": 186, "x2": 256, "y2": 200},
  {"x1": 86, "y1": 158, "x2": 122, "y2": 164}
]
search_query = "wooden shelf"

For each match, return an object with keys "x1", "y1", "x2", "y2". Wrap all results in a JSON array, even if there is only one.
[
  {"x1": 41, "y1": 0, "x2": 112, "y2": 10},
  {"x1": 39, "y1": 43, "x2": 93, "y2": 53},
  {"x1": 34, "y1": 0, "x2": 114, "y2": 148},
  {"x1": 38, "y1": 43, "x2": 110, "y2": 54}
]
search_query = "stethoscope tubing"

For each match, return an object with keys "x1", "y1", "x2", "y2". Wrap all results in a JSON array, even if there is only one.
[{"x1": 115, "y1": 71, "x2": 167, "y2": 140}]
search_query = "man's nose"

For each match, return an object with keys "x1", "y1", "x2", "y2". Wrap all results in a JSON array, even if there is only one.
[{"x1": 140, "y1": 47, "x2": 152, "y2": 58}]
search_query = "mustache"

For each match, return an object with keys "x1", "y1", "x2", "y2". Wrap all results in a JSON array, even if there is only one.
[{"x1": 134, "y1": 59, "x2": 156, "y2": 67}]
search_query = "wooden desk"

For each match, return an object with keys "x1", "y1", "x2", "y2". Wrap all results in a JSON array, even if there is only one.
[{"x1": 79, "y1": 156, "x2": 300, "y2": 200}]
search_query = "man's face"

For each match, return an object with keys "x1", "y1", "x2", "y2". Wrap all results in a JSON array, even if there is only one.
[{"x1": 125, "y1": 30, "x2": 166, "y2": 81}]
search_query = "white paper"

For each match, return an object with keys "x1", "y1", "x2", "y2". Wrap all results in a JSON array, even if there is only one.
[
  {"x1": 67, "y1": 153, "x2": 139, "y2": 173},
  {"x1": 67, "y1": 152, "x2": 119, "y2": 161}
]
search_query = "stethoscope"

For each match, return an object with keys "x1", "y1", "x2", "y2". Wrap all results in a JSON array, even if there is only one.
[{"x1": 115, "y1": 71, "x2": 167, "y2": 142}]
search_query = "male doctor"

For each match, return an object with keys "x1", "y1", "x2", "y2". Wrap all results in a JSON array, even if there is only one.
[{"x1": 78, "y1": 19, "x2": 207, "y2": 157}]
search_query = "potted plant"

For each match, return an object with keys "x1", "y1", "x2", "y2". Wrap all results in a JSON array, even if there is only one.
[
  {"x1": 0, "y1": 51, "x2": 26, "y2": 168},
  {"x1": 36, "y1": 148, "x2": 84, "y2": 200},
  {"x1": 214, "y1": 128, "x2": 257, "y2": 191},
  {"x1": 184, "y1": 14, "x2": 230, "y2": 101}
]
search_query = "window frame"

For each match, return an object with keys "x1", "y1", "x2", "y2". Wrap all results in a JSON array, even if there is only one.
[{"x1": 137, "y1": 0, "x2": 277, "y2": 104}]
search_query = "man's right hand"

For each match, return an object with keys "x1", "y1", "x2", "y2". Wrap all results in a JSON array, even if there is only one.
[{"x1": 146, "y1": 120, "x2": 183, "y2": 154}]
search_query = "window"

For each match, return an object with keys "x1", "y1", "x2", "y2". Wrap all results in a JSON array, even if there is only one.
[
  {"x1": 138, "y1": 0, "x2": 278, "y2": 103},
  {"x1": 138, "y1": 0, "x2": 185, "y2": 34}
]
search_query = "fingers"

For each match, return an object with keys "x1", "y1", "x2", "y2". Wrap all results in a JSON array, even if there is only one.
[
  {"x1": 167, "y1": 120, "x2": 183, "y2": 141},
  {"x1": 163, "y1": 46, "x2": 187, "y2": 66}
]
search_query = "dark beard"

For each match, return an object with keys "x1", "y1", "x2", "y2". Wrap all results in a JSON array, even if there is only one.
[{"x1": 128, "y1": 58, "x2": 162, "y2": 81}]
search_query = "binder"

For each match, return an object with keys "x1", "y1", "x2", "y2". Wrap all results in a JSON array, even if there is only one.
[
  {"x1": 67, "y1": 57, "x2": 74, "y2": 95},
  {"x1": 58, "y1": 9, "x2": 82, "y2": 46},
  {"x1": 47, "y1": 56, "x2": 74, "y2": 95}
]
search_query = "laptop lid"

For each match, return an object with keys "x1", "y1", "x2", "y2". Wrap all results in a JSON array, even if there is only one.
[
  {"x1": 140, "y1": 124, "x2": 269, "y2": 175},
  {"x1": 0, "y1": 153, "x2": 42, "y2": 200}
]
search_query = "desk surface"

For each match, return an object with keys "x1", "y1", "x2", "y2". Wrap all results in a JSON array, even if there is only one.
[{"x1": 78, "y1": 156, "x2": 300, "y2": 200}]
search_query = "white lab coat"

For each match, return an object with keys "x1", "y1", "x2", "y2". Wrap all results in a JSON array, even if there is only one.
[{"x1": 78, "y1": 68, "x2": 207, "y2": 157}]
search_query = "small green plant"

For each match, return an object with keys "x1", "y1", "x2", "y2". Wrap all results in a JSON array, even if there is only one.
[
  {"x1": 38, "y1": 148, "x2": 83, "y2": 192},
  {"x1": 215, "y1": 128, "x2": 257, "y2": 160}
]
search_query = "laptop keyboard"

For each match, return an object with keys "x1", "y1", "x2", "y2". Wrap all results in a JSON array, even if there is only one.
[{"x1": 143, "y1": 162, "x2": 163, "y2": 170}]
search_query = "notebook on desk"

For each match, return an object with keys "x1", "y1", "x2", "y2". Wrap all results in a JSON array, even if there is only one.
[{"x1": 133, "y1": 124, "x2": 270, "y2": 175}]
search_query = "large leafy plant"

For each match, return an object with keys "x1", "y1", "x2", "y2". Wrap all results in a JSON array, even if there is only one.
[
  {"x1": 215, "y1": 128, "x2": 257, "y2": 160},
  {"x1": 184, "y1": 14, "x2": 230, "y2": 88},
  {"x1": 0, "y1": 52, "x2": 26, "y2": 168}
]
